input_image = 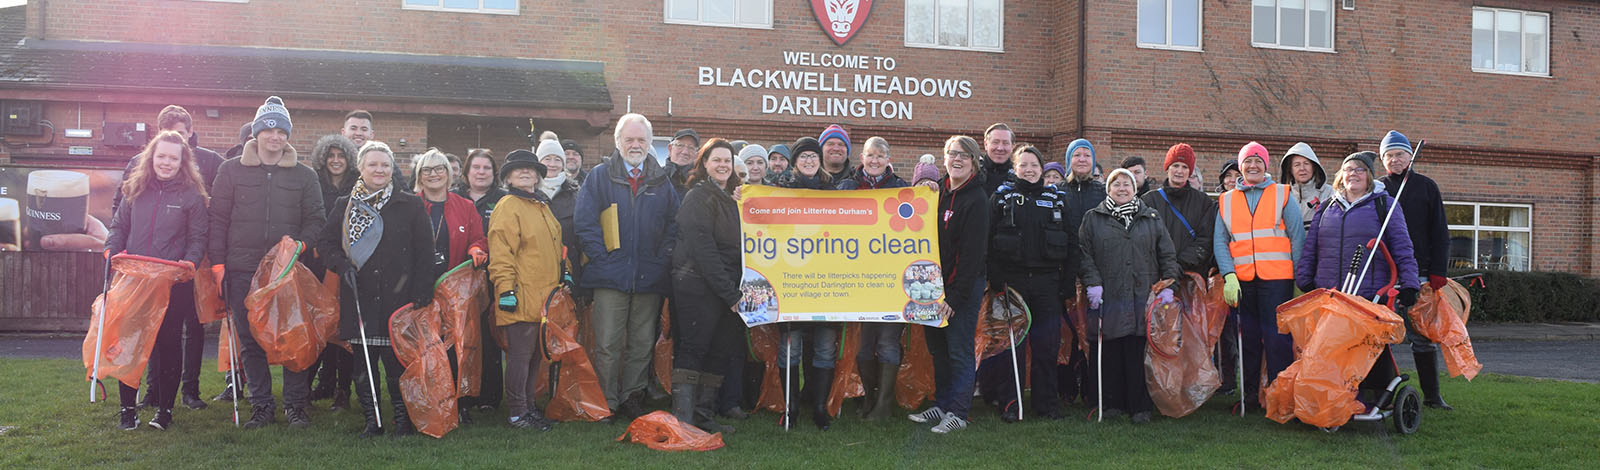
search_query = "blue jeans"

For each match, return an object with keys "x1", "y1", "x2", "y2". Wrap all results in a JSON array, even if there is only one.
[
  {"x1": 926, "y1": 281, "x2": 985, "y2": 419},
  {"x1": 780, "y1": 324, "x2": 838, "y2": 369},
  {"x1": 856, "y1": 322, "x2": 905, "y2": 364}
]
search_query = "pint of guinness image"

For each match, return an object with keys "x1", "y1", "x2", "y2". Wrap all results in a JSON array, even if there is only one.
[
  {"x1": 22, "y1": 170, "x2": 89, "y2": 250},
  {"x1": 0, "y1": 198, "x2": 19, "y2": 251}
]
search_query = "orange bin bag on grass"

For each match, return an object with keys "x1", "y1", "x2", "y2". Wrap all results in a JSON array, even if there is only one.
[
  {"x1": 655, "y1": 300, "x2": 674, "y2": 393},
  {"x1": 616, "y1": 410, "x2": 725, "y2": 452},
  {"x1": 824, "y1": 324, "x2": 865, "y2": 417},
  {"x1": 1145, "y1": 276, "x2": 1227, "y2": 418},
  {"x1": 1263, "y1": 288, "x2": 1407, "y2": 428},
  {"x1": 975, "y1": 287, "x2": 1031, "y2": 361},
  {"x1": 1411, "y1": 280, "x2": 1481, "y2": 380},
  {"x1": 83, "y1": 254, "x2": 195, "y2": 389},
  {"x1": 193, "y1": 259, "x2": 228, "y2": 324},
  {"x1": 896, "y1": 322, "x2": 936, "y2": 410},
  {"x1": 750, "y1": 324, "x2": 785, "y2": 413},
  {"x1": 390, "y1": 302, "x2": 458, "y2": 438},
  {"x1": 433, "y1": 261, "x2": 489, "y2": 397},
  {"x1": 542, "y1": 287, "x2": 613, "y2": 422},
  {"x1": 245, "y1": 237, "x2": 338, "y2": 372}
]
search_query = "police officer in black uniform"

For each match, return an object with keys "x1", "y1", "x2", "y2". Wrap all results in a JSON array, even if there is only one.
[{"x1": 985, "y1": 144, "x2": 1073, "y2": 421}]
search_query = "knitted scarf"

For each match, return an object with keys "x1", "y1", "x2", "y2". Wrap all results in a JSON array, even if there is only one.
[
  {"x1": 1103, "y1": 196, "x2": 1141, "y2": 229},
  {"x1": 347, "y1": 182, "x2": 392, "y2": 242}
]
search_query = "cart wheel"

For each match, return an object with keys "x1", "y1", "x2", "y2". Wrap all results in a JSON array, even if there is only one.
[{"x1": 1393, "y1": 385, "x2": 1421, "y2": 434}]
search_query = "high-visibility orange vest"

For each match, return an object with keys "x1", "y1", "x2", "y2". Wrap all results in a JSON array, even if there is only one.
[{"x1": 1219, "y1": 184, "x2": 1293, "y2": 281}]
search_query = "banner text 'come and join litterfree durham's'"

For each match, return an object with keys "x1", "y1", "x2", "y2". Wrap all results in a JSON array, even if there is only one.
[{"x1": 736, "y1": 185, "x2": 947, "y2": 327}]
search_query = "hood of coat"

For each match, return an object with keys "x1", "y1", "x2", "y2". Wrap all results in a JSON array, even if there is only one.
[
  {"x1": 240, "y1": 139, "x2": 300, "y2": 168},
  {"x1": 1279, "y1": 142, "x2": 1327, "y2": 187}
]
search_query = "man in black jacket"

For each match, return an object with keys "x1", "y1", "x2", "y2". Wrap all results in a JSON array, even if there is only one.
[
  {"x1": 666, "y1": 129, "x2": 699, "y2": 193},
  {"x1": 1378, "y1": 130, "x2": 1454, "y2": 411},
  {"x1": 208, "y1": 96, "x2": 326, "y2": 428},
  {"x1": 113, "y1": 105, "x2": 224, "y2": 411},
  {"x1": 980, "y1": 123, "x2": 1015, "y2": 194}
]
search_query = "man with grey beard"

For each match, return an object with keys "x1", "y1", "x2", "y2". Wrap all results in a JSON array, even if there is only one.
[{"x1": 573, "y1": 113, "x2": 681, "y2": 422}]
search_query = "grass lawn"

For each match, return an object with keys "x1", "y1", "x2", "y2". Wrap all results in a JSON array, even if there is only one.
[{"x1": 1, "y1": 358, "x2": 1595, "y2": 469}]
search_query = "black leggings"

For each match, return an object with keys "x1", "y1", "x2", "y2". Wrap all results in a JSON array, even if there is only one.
[
  {"x1": 670, "y1": 274, "x2": 744, "y2": 374},
  {"x1": 121, "y1": 282, "x2": 192, "y2": 409}
]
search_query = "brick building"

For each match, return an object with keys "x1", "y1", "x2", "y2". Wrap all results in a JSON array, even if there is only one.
[{"x1": 0, "y1": 1, "x2": 1595, "y2": 329}]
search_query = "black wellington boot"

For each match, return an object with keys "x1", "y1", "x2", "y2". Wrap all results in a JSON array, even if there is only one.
[
  {"x1": 695, "y1": 373, "x2": 735, "y2": 434},
  {"x1": 1414, "y1": 350, "x2": 1453, "y2": 410},
  {"x1": 809, "y1": 366, "x2": 834, "y2": 431}
]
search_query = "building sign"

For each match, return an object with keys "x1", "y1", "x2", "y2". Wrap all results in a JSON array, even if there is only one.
[
  {"x1": 811, "y1": 0, "x2": 875, "y2": 46},
  {"x1": 696, "y1": 50, "x2": 973, "y2": 122}
]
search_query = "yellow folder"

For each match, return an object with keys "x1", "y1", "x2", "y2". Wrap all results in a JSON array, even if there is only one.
[{"x1": 601, "y1": 203, "x2": 620, "y2": 252}]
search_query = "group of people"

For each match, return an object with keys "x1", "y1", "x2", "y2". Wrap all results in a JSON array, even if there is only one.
[{"x1": 104, "y1": 96, "x2": 1456, "y2": 439}]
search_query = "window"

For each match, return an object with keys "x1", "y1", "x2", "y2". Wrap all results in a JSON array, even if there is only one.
[
  {"x1": 403, "y1": 0, "x2": 517, "y2": 15},
  {"x1": 1446, "y1": 202, "x2": 1532, "y2": 272},
  {"x1": 1472, "y1": 7, "x2": 1549, "y2": 76},
  {"x1": 906, "y1": 0, "x2": 1003, "y2": 52},
  {"x1": 665, "y1": 0, "x2": 772, "y2": 29},
  {"x1": 1137, "y1": 0, "x2": 1201, "y2": 51},
  {"x1": 1252, "y1": 0, "x2": 1334, "y2": 51}
]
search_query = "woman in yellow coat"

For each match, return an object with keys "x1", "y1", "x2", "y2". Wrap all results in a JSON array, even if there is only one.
[{"x1": 487, "y1": 149, "x2": 563, "y2": 431}]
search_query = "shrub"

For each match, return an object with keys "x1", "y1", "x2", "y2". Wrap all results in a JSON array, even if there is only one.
[{"x1": 1451, "y1": 270, "x2": 1600, "y2": 323}]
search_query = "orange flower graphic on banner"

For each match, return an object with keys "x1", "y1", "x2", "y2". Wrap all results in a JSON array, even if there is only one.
[{"x1": 885, "y1": 188, "x2": 928, "y2": 232}]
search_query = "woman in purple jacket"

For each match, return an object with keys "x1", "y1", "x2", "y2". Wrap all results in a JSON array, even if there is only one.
[{"x1": 1296, "y1": 151, "x2": 1421, "y2": 308}]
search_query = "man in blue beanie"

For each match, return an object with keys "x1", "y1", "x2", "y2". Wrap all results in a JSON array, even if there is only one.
[
  {"x1": 819, "y1": 124, "x2": 854, "y2": 182},
  {"x1": 1377, "y1": 130, "x2": 1455, "y2": 411},
  {"x1": 209, "y1": 96, "x2": 325, "y2": 429}
]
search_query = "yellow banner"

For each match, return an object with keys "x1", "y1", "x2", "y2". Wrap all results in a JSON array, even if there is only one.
[{"x1": 737, "y1": 185, "x2": 947, "y2": 327}]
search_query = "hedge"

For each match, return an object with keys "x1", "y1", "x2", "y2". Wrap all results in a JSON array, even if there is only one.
[{"x1": 1450, "y1": 270, "x2": 1600, "y2": 323}]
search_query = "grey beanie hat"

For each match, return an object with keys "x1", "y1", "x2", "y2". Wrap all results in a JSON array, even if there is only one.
[{"x1": 252, "y1": 96, "x2": 292, "y2": 137}]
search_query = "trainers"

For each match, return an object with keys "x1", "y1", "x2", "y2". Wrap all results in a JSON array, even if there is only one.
[
  {"x1": 1131, "y1": 411, "x2": 1151, "y2": 424},
  {"x1": 182, "y1": 394, "x2": 208, "y2": 410},
  {"x1": 212, "y1": 385, "x2": 236, "y2": 403},
  {"x1": 930, "y1": 413, "x2": 969, "y2": 434},
  {"x1": 148, "y1": 408, "x2": 173, "y2": 430},
  {"x1": 908, "y1": 406, "x2": 945, "y2": 423},
  {"x1": 243, "y1": 405, "x2": 274, "y2": 429},
  {"x1": 1000, "y1": 401, "x2": 1022, "y2": 423},
  {"x1": 458, "y1": 407, "x2": 474, "y2": 425},
  {"x1": 119, "y1": 407, "x2": 139, "y2": 431},
  {"x1": 285, "y1": 406, "x2": 311, "y2": 429},
  {"x1": 522, "y1": 410, "x2": 555, "y2": 432},
  {"x1": 616, "y1": 393, "x2": 648, "y2": 422},
  {"x1": 329, "y1": 390, "x2": 350, "y2": 411}
]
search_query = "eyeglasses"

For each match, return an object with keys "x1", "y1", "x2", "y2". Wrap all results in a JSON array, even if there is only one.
[
  {"x1": 1343, "y1": 167, "x2": 1369, "y2": 174},
  {"x1": 419, "y1": 166, "x2": 449, "y2": 176},
  {"x1": 945, "y1": 150, "x2": 971, "y2": 158}
]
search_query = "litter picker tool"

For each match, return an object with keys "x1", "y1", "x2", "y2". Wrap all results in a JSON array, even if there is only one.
[
  {"x1": 350, "y1": 276, "x2": 382, "y2": 425},
  {"x1": 88, "y1": 256, "x2": 111, "y2": 403}
]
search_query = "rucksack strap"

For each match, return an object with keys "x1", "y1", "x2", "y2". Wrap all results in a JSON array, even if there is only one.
[{"x1": 1156, "y1": 188, "x2": 1195, "y2": 237}]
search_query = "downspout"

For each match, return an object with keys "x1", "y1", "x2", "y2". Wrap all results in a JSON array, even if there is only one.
[{"x1": 1075, "y1": 0, "x2": 1087, "y2": 138}]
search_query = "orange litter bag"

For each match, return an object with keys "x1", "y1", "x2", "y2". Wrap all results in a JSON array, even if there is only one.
[
  {"x1": 751, "y1": 324, "x2": 785, "y2": 413},
  {"x1": 896, "y1": 323, "x2": 936, "y2": 410},
  {"x1": 1263, "y1": 288, "x2": 1407, "y2": 428},
  {"x1": 616, "y1": 410, "x2": 724, "y2": 452},
  {"x1": 542, "y1": 287, "x2": 612, "y2": 422},
  {"x1": 1411, "y1": 280, "x2": 1481, "y2": 380},
  {"x1": 194, "y1": 259, "x2": 227, "y2": 323},
  {"x1": 1061, "y1": 283, "x2": 1089, "y2": 366},
  {"x1": 433, "y1": 261, "x2": 488, "y2": 397},
  {"x1": 245, "y1": 237, "x2": 338, "y2": 372},
  {"x1": 1144, "y1": 275, "x2": 1228, "y2": 418},
  {"x1": 824, "y1": 324, "x2": 865, "y2": 417},
  {"x1": 655, "y1": 300, "x2": 674, "y2": 393},
  {"x1": 390, "y1": 302, "x2": 458, "y2": 438},
  {"x1": 83, "y1": 254, "x2": 195, "y2": 389},
  {"x1": 975, "y1": 287, "x2": 1030, "y2": 361}
]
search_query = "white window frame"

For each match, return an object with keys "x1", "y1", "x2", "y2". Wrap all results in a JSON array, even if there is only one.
[
  {"x1": 1471, "y1": 7, "x2": 1552, "y2": 78},
  {"x1": 663, "y1": 0, "x2": 773, "y2": 30},
  {"x1": 1136, "y1": 0, "x2": 1204, "y2": 52},
  {"x1": 1445, "y1": 201, "x2": 1534, "y2": 272},
  {"x1": 1251, "y1": 0, "x2": 1337, "y2": 53},
  {"x1": 402, "y1": 0, "x2": 518, "y2": 15},
  {"x1": 904, "y1": 0, "x2": 1006, "y2": 53}
]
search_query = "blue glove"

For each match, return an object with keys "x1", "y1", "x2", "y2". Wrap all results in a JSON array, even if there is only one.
[
  {"x1": 498, "y1": 291, "x2": 517, "y2": 312},
  {"x1": 1156, "y1": 288, "x2": 1175, "y2": 305},
  {"x1": 1087, "y1": 285, "x2": 1103, "y2": 310}
]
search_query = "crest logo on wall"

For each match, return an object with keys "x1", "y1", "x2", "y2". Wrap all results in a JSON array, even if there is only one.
[{"x1": 811, "y1": 0, "x2": 874, "y2": 46}]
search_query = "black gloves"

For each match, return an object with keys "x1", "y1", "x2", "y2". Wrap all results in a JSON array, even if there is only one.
[
  {"x1": 1397, "y1": 288, "x2": 1419, "y2": 309},
  {"x1": 498, "y1": 291, "x2": 518, "y2": 313}
]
